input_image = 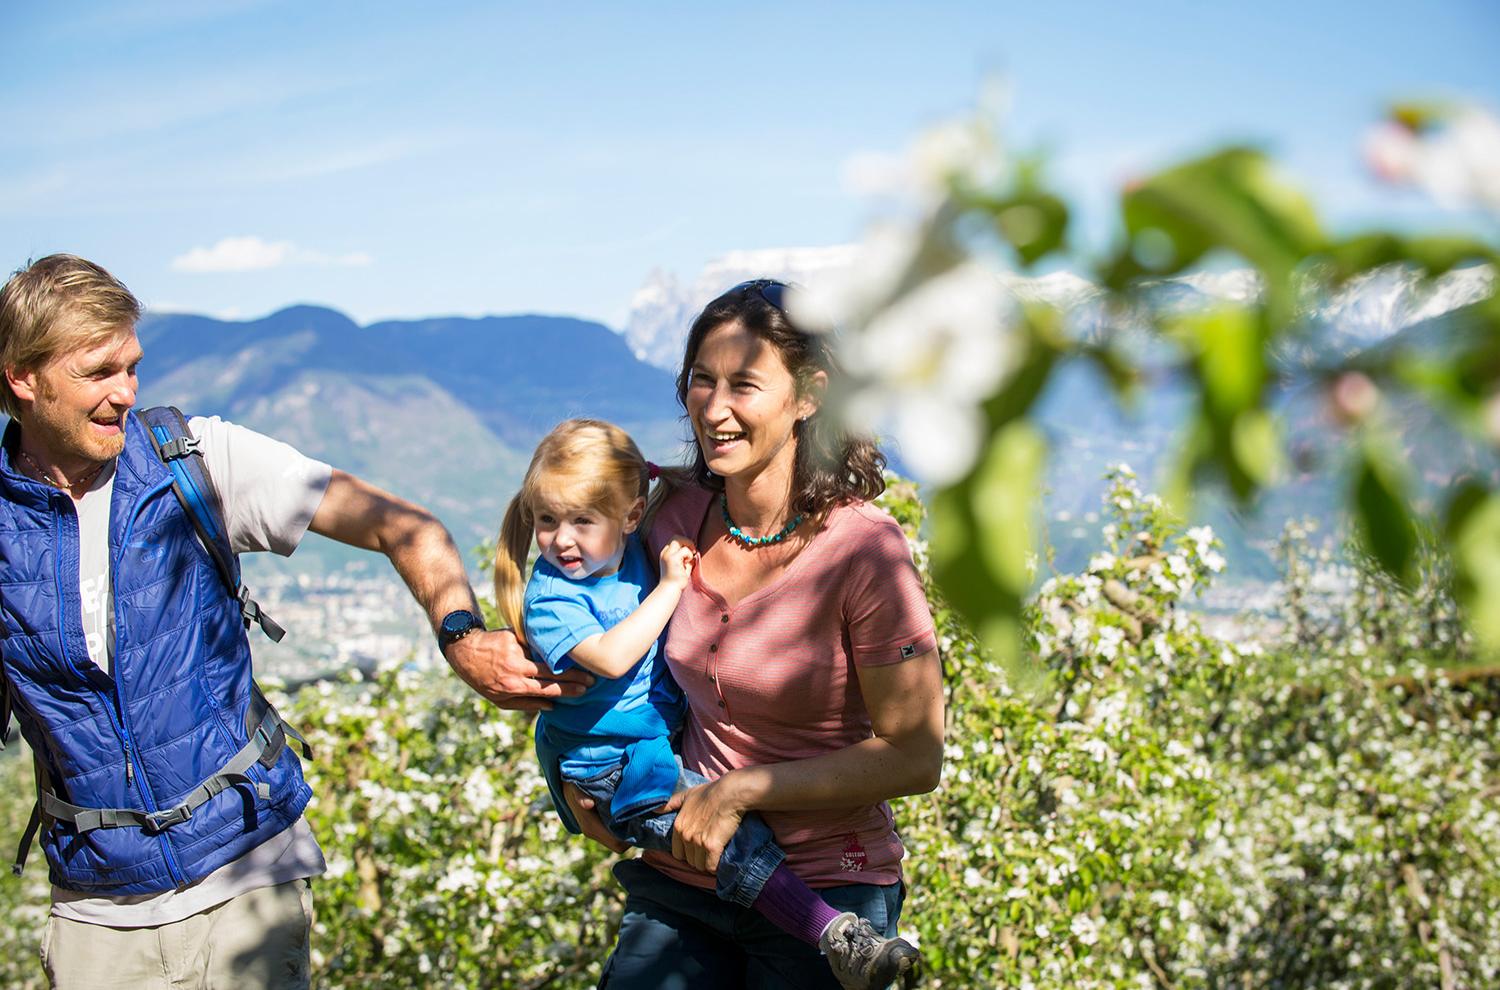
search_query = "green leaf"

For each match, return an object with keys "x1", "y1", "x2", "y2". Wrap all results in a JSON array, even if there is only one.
[
  {"x1": 1230, "y1": 409, "x2": 1284, "y2": 489},
  {"x1": 1162, "y1": 305, "x2": 1278, "y2": 501},
  {"x1": 1167, "y1": 305, "x2": 1266, "y2": 418},
  {"x1": 1104, "y1": 148, "x2": 1324, "y2": 322},
  {"x1": 927, "y1": 305, "x2": 1063, "y2": 678},
  {"x1": 931, "y1": 421, "x2": 1047, "y2": 682},
  {"x1": 1322, "y1": 233, "x2": 1499, "y2": 280},
  {"x1": 989, "y1": 192, "x2": 1070, "y2": 267},
  {"x1": 1078, "y1": 342, "x2": 1142, "y2": 407},
  {"x1": 1351, "y1": 437, "x2": 1419, "y2": 587},
  {"x1": 1447, "y1": 483, "x2": 1500, "y2": 652}
]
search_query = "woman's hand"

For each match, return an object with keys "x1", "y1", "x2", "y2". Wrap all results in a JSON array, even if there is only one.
[
  {"x1": 562, "y1": 783, "x2": 629, "y2": 854},
  {"x1": 663, "y1": 773, "x2": 750, "y2": 874}
]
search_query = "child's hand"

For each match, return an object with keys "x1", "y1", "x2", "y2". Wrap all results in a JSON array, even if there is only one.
[{"x1": 659, "y1": 538, "x2": 697, "y2": 587}]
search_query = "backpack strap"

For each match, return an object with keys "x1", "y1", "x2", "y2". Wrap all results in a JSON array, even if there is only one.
[
  {"x1": 12, "y1": 754, "x2": 45, "y2": 877},
  {"x1": 10, "y1": 685, "x2": 316, "y2": 875},
  {"x1": 0, "y1": 673, "x2": 12, "y2": 750},
  {"x1": 18, "y1": 693, "x2": 310, "y2": 847},
  {"x1": 135, "y1": 406, "x2": 286, "y2": 643}
]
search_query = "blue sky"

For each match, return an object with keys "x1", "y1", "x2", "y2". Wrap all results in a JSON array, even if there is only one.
[{"x1": 3, "y1": 1, "x2": 1497, "y2": 328}]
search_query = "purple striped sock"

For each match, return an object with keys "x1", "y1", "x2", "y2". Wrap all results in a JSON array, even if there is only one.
[{"x1": 750, "y1": 863, "x2": 844, "y2": 946}]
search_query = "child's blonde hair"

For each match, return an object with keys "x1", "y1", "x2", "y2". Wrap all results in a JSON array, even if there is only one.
[{"x1": 495, "y1": 418, "x2": 681, "y2": 647}]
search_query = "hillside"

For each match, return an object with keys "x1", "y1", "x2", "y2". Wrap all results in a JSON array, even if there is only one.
[{"x1": 131, "y1": 306, "x2": 686, "y2": 566}]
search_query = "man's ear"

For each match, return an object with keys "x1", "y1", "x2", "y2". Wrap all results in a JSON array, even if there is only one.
[
  {"x1": 4, "y1": 365, "x2": 37, "y2": 406},
  {"x1": 622, "y1": 496, "x2": 647, "y2": 535},
  {"x1": 797, "y1": 369, "x2": 828, "y2": 421}
]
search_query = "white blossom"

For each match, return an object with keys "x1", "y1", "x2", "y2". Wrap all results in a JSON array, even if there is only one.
[{"x1": 1365, "y1": 105, "x2": 1500, "y2": 212}]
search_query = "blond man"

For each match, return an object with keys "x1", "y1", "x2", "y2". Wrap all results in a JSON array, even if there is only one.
[{"x1": 0, "y1": 254, "x2": 584, "y2": 989}]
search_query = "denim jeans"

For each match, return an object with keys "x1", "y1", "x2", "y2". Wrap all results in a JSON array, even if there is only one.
[
  {"x1": 571, "y1": 763, "x2": 786, "y2": 908},
  {"x1": 597, "y1": 858, "x2": 906, "y2": 990}
]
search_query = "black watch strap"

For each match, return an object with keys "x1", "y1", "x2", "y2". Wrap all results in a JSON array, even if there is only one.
[{"x1": 438, "y1": 609, "x2": 485, "y2": 651}]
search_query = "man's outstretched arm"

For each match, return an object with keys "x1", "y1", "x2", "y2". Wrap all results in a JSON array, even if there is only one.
[{"x1": 307, "y1": 469, "x2": 591, "y2": 709}]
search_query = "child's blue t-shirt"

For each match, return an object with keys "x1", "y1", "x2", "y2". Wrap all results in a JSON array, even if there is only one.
[{"x1": 525, "y1": 533, "x2": 684, "y2": 830}]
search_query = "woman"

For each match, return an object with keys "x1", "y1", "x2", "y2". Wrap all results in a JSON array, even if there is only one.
[{"x1": 570, "y1": 279, "x2": 945, "y2": 988}]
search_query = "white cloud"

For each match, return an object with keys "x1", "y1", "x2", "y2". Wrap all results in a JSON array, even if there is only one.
[{"x1": 170, "y1": 236, "x2": 372, "y2": 273}]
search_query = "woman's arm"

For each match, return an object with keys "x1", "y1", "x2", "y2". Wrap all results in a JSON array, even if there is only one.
[{"x1": 664, "y1": 649, "x2": 944, "y2": 873}]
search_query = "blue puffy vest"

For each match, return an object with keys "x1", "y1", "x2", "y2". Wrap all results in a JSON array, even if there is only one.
[{"x1": 0, "y1": 415, "x2": 311, "y2": 895}]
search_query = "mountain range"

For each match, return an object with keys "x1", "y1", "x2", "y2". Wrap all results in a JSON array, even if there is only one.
[
  {"x1": 6, "y1": 257, "x2": 1493, "y2": 589},
  {"x1": 132, "y1": 306, "x2": 688, "y2": 568}
]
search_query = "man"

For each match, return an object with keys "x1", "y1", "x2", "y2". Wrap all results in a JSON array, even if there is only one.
[{"x1": 0, "y1": 254, "x2": 584, "y2": 989}]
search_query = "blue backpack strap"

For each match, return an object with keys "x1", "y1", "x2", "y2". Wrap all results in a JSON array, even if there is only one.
[{"x1": 135, "y1": 406, "x2": 286, "y2": 643}]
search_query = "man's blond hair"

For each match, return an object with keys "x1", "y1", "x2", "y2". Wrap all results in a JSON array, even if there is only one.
[{"x1": 0, "y1": 254, "x2": 141, "y2": 418}]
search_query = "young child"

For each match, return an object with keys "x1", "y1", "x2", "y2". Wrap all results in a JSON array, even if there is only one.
[{"x1": 494, "y1": 419, "x2": 921, "y2": 990}]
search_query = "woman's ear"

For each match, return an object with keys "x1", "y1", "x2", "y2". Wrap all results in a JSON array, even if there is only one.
[
  {"x1": 622, "y1": 496, "x2": 648, "y2": 535},
  {"x1": 798, "y1": 369, "x2": 828, "y2": 421}
]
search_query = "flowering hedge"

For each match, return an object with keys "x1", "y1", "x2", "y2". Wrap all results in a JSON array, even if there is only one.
[{"x1": 0, "y1": 474, "x2": 1495, "y2": 988}]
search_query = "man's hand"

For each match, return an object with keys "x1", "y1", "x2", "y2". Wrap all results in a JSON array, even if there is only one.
[
  {"x1": 305, "y1": 471, "x2": 593, "y2": 709},
  {"x1": 445, "y1": 628, "x2": 592, "y2": 711}
]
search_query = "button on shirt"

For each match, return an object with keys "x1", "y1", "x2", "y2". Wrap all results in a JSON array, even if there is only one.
[{"x1": 646, "y1": 487, "x2": 937, "y2": 890}]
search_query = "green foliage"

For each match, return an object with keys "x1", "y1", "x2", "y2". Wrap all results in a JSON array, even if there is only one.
[
  {"x1": 0, "y1": 748, "x2": 48, "y2": 990},
  {"x1": 279, "y1": 670, "x2": 623, "y2": 989},
  {"x1": 1, "y1": 477, "x2": 1496, "y2": 987}
]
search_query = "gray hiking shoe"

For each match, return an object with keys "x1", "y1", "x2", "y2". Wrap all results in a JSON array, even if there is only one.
[{"x1": 818, "y1": 912, "x2": 921, "y2": 990}]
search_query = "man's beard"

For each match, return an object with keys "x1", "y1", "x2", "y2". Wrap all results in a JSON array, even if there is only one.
[{"x1": 29, "y1": 377, "x2": 127, "y2": 465}]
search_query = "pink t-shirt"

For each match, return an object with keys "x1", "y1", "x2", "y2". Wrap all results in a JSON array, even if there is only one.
[{"x1": 647, "y1": 486, "x2": 938, "y2": 890}]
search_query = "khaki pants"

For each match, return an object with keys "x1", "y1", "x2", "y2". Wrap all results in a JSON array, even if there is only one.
[{"x1": 42, "y1": 878, "x2": 313, "y2": 990}]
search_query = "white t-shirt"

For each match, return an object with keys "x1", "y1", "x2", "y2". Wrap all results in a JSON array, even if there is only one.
[{"x1": 50, "y1": 415, "x2": 333, "y2": 928}]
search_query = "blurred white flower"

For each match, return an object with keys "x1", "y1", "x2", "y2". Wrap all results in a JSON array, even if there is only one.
[
  {"x1": 910, "y1": 118, "x2": 1007, "y2": 200},
  {"x1": 841, "y1": 95, "x2": 1008, "y2": 206},
  {"x1": 788, "y1": 223, "x2": 923, "y2": 334},
  {"x1": 832, "y1": 260, "x2": 1019, "y2": 484},
  {"x1": 1364, "y1": 106, "x2": 1500, "y2": 212},
  {"x1": 1070, "y1": 913, "x2": 1101, "y2": 946}
]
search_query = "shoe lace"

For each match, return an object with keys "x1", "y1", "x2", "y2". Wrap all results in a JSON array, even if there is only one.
[{"x1": 839, "y1": 920, "x2": 884, "y2": 961}]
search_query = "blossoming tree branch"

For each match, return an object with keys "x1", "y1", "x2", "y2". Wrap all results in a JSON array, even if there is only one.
[{"x1": 792, "y1": 98, "x2": 1500, "y2": 678}]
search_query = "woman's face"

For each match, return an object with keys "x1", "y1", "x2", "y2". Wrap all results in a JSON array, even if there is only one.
[{"x1": 684, "y1": 321, "x2": 820, "y2": 487}]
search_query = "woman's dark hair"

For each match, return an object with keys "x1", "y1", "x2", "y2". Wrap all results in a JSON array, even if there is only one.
[{"x1": 674, "y1": 279, "x2": 885, "y2": 517}]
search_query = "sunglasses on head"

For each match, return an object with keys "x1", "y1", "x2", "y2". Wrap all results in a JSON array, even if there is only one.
[{"x1": 730, "y1": 278, "x2": 789, "y2": 313}]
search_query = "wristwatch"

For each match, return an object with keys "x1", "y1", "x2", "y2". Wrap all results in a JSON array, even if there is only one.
[{"x1": 437, "y1": 609, "x2": 485, "y2": 652}]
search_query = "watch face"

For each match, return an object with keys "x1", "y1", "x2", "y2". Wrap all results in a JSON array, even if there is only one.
[
  {"x1": 442, "y1": 611, "x2": 476, "y2": 635},
  {"x1": 440, "y1": 610, "x2": 482, "y2": 645}
]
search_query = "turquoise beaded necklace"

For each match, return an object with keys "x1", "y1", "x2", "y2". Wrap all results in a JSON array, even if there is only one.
[{"x1": 720, "y1": 493, "x2": 804, "y2": 550}]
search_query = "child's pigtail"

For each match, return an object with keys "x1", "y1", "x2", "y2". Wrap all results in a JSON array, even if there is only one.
[
  {"x1": 494, "y1": 493, "x2": 534, "y2": 649},
  {"x1": 640, "y1": 464, "x2": 694, "y2": 546}
]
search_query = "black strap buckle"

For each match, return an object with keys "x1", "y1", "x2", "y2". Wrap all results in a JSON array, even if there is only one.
[{"x1": 157, "y1": 436, "x2": 203, "y2": 460}]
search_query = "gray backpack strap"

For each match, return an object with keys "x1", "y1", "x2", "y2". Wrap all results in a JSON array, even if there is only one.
[
  {"x1": 0, "y1": 674, "x2": 12, "y2": 750},
  {"x1": 31, "y1": 695, "x2": 308, "y2": 837},
  {"x1": 11, "y1": 754, "x2": 44, "y2": 877}
]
